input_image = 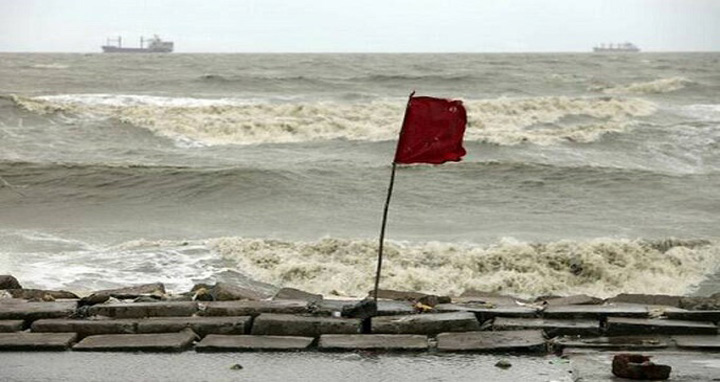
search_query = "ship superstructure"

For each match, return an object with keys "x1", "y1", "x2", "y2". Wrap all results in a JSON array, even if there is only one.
[
  {"x1": 101, "y1": 35, "x2": 174, "y2": 53},
  {"x1": 593, "y1": 42, "x2": 640, "y2": 53}
]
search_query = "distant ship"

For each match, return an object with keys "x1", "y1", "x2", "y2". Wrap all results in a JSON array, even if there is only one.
[
  {"x1": 593, "y1": 42, "x2": 640, "y2": 53},
  {"x1": 101, "y1": 35, "x2": 174, "y2": 53}
]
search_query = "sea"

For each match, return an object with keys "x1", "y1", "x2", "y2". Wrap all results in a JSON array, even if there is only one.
[{"x1": 1, "y1": 52, "x2": 719, "y2": 300}]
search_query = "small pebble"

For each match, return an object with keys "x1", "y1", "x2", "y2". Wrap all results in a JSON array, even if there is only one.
[
  {"x1": 495, "y1": 359, "x2": 512, "y2": 369},
  {"x1": 230, "y1": 364, "x2": 243, "y2": 370}
]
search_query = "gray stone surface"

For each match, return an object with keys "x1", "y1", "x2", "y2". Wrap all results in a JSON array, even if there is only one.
[
  {"x1": 317, "y1": 299, "x2": 414, "y2": 316},
  {"x1": 319, "y1": 334, "x2": 428, "y2": 351},
  {"x1": 553, "y1": 336, "x2": 669, "y2": 350},
  {"x1": 0, "y1": 332, "x2": 77, "y2": 351},
  {"x1": 32, "y1": 318, "x2": 137, "y2": 338},
  {"x1": 195, "y1": 334, "x2": 314, "y2": 351},
  {"x1": 209, "y1": 282, "x2": 270, "y2": 301},
  {"x1": 73, "y1": 330, "x2": 197, "y2": 352},
  {"x1": 543, "y1": 304, "x2": 648, "y2": 319},
  {"x1": 664, "y1": 310, "x2": 720, "y2": 323},
  {"x1": 434, "y1": 303, "x2": 538, "y2": 322},
  {"x1": 371, "y1": 312, "x2": 480, "y2": 335},
  {"x1": 272, "y1": 288, "x2": 323, "y2": 303},
  {"x1": 251, "y1": 313, "x2": 361, "y2": 336},
  {"x1": 673, "y1": 335, "x2": 720, "y2": 349},
  {"x1": 606, "y1": 317, "x2": 718, "y2": 336},
  {"x1": 88, "y1": 301, "x2": 198, "y2": 318},
  {"x1": 0, "y1": 301, "x2": 77, "y2": 321},
  {"x1": 436, "y1": 330, "x2": 546, "y2": 352},
  {"x1": 0, "y1": 319, "x2": 24, "y2": 332},
  {"x1": 201, "y1": 300, "x2": 309, "y2": 317},
  {"x1": 540, "y1": 295, "x2": 603, "y2": 306},
  {"x1": 88, "y1": 283, "x2": 166, "y2": 300},
  {"x1": 7, "y1": 289, "x2": 79, "y2": 300},
  {"x1": 492, "y1": 317, "x2": 601, "y2": 337},
  {"x1": 606, "y1": 293, "x2": 682, "y2": 307},
  {"x1": 136, "y1": 316, "x2": 252, "y2": 337}
]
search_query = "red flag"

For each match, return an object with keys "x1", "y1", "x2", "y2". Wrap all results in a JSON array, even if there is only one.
[{"x1": 393, "y1": 95, "x2": 467, "y2": 164}]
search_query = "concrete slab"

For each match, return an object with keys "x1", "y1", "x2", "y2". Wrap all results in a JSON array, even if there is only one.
[
  {"x1": 540, "y1": 295, "x2": 603, "y2": 306},
  {"x1": 0, "y1": 332, "x2": 77, "y2": 351},
  {"x1": 73, "y1": 330, "x2": 197, "y2": 352},
  {"x1": 316, "y1": 299, "x2": 415, "y2": 316},
  {"x1": 606, "y1": 293, "x2": 682, "y2": 307},
  {"x1": 436, "y1": 330, "x2": 546, "y2": 353},
  {"x1": 319, "y1": 334, "x2": 428, "y2": 351},
  {"x1": 32, "y1": 318, "x2": 137, "y2": 338},
  {"x1": 542, "y1": 304, "x2": 648, "y2": 319},
  {"x1": 201, "y1": 300, "x2": 308, "y2": 317},
  {"x1": 136, "y1": 316, "x2": 252, "y2": 337},
  {"x1": 492, "y1": 317, "x2": 601, "y2": 337},
  {"x1": 0, "y1": 301, "x2": 77, "y2": 321},
  {"x1": 434, "y1": 303, "x2": 538, "y2": 322},
  {"x1": 272, "y1": 288, "x2": 323, "y2": 303},
  {"x1": 665, "y1": 310, "x2": 720, "y2": 323},
  {"x1": 371, "y1": 312, "x2": 480, "y2": 335},
  {"x1": 251, "y1": 313, "x2": 361, "y2": 336},
  {"x1": 606, "y1": 317, "x2": 718, "y2": 336},
  {"x1": 88, "y1": 301, "x2": 198, "y2": 318},
  {"x1": 0, "y1": 319, "x2": 24, "y2": 332},
  {"x1": 673, "y1": 335, "x2": 720, "y2": 350},
  {"x1": 552, "y1": 336, "x2": 669, "y2": 350},
  {"x1": 195, "y1": 334, "x2": 314, "y2": 351}
]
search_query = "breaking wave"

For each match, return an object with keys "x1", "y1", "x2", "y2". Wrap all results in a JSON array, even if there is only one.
[
  {"x1": 211, "y1": 237, "x2": 720, "y2": 298},
  {"x1": 12, "y1": 94, "x2": 655, "y2": 146},
  {"x1": 592, "y1": 77, "x2": 694, "y2": 95}
]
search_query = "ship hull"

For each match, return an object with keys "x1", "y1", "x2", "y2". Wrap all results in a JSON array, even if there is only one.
[
  {"x1": 593, "y1": 48, "x2": 640, "y2": 53},
  {"x1": 102, "y1": 46, "x2": 172, "y2": 53}
]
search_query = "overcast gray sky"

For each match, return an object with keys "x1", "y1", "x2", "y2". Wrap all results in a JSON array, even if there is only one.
[{"x1": 1, "y1": 0, "x2": 719, "y2": 53}]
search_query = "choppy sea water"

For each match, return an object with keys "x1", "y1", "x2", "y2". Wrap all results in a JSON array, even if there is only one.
[{"x1": 1, "y1": 52, "x2": 719, "y2": 298}]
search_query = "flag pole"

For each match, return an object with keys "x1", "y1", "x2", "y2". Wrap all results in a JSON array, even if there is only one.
[{"x1": 373, "y1": 92, "x2": 415, "y2": 302}]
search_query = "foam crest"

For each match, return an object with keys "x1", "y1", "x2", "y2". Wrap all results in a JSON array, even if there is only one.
[
  {"x1": 13, "y1": 94, "x2": 655, "y2": 146},
  {"x1": 210, "y1": 237, "x2": 720, "y2": 298},
  {"x1": 594, "y1": 77, "x2": 693, "y2": 95}
]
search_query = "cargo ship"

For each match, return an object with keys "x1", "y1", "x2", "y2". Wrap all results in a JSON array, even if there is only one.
[
  {"x1": 101, "y1": 35, "x2": 174, "y2": 53},
  {"x1": 593, "y1": 42, "x2": 640, "y2": 53}
]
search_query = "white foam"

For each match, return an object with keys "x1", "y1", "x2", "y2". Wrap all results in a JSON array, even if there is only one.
[
  {"x1": 595, "y1": 77, "x2": 693, "y2": 95},
  {"x1": 210, "y1": 237, "x2": 720, "y2": 298},
  {"x1": 14, "y1": 94, "x2": 655, "y2": 146}
]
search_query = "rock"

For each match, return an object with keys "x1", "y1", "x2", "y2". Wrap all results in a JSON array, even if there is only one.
[
  {"x1": 492, "y1": 317, "x2": 601, "y2": 337},
  {"x1": 7, "y1": 289, "x2": 79, "y2": 300},
  {"x1": 0, "y1": 301, "x2": 77, "y2": 321},
  {"x1": 72, "y1": 330, "x2": 197, "y2": 352},
  {"x1": 251, "y1": 313, "x2": 362, "y2": 336},
  {"x1": 540, "y1": 295, "x2": 603, "y2": 306},
  {"x1": 210, "y1": 282, "x2": 269, "y2": 301},
  {"x1": 679, "y1": 293, "x2": 720, "y2": 310},
  {"x1": 80, "y1": 283, "x2": 166, "y2": 306},
  {"x1": 0, "y1": 332, "x2": 77, "y2": 351},
  {"x1": 341, "y1": 299, "x2": 377, "y2": 320},
  {"x1": 607, "y1": 294, "x2": 682, "y2": 308},
  {"x1": 371, "y1": 312, "x2": 480, "y2": 335},
  {"x1": 273, "y1": 288, "x2": 323, "y2": 304},
  {"x1": 196, "y1": 334, "x2": 314, "y2": 352},
  {"x1": 318, "y1": 334, "x2": 428, "y2": 351},
  {"x1": 606, "y1": 317, "x2": 718, "y2": 336},
  {"x1": 230, "y1": 364, "x2": 243, "y2": 370},
  {"x1": 87, "y1": 301, "x2": 198, "y2": 318},
  {"x1": 201, "y1": 300, "x2": 309, "y2": 317},
  {"x1": 31, "y1": 318, "x2": 137, "y2": 338},
  {"x1": 494, "y1": 359, "x2": 512, "y2": 369},
  {"x1": 0, "y1": 275, "x2": 22, "y2": 290},
  {"x1": 133, "y1": 295, "x2": 162, "y2": 303},
  {"x1": 136, "y1": 316, "x2": 252, "y2": 337},
  {"x1": 551, "y1": 336, "x2": 668, "y2": 350},
  {"x1": 673, "y1": 335, "x2": 720, "y2": 350},
  {"x1": 369, "y1": 289, "x2": 450, "y2": 305},
  {"x1": 542, "y1": 304, "x2": 648, "y2": 319},
  {"x1": 436, "y1": 330, "x2": 546, "y2": 352},
  {"x1": 0, "y1": 320, "x2": 24, "y2": 332},
  {"x1": 611, "y1": 354, "x2": 671, "y2": 380},
  {"x1": 192, "y1": 287, "x2": 214, "y2": 301}
]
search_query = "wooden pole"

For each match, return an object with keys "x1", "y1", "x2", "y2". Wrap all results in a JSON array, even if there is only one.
[
  {"x1": 372, "y1": 92, "x2": 415, "y2": 302},
  {"x1": 373, "y1": 162, "x2": 397, "y2": 302}
]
